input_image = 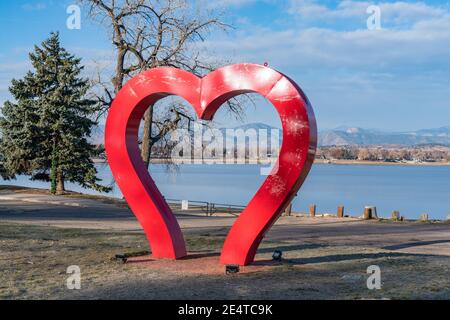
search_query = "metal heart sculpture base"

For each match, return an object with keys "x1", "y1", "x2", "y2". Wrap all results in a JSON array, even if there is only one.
[{"x1": 105, "y1": 63, "x2": 317, "y2": 266}]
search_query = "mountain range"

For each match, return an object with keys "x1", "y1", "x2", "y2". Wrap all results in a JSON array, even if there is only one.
[
  {"x1": 319, "y1": 126, "x2": 450, "y2": 146},
  {"x1": 91, "y1": 123, "x2": 450, "y2": 147}
]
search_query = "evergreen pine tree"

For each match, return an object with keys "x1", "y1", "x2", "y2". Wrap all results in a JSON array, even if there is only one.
[
  {"x1": 0, "y1": 140, "x2": 11, "y2": 179},
  {"x1": 0, "y1": 32, "x2": 110, "y2": 194}
]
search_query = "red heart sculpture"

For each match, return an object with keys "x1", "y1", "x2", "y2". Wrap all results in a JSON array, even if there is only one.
[{"x1": 105, "y1": 63, "x2": 317, "y2": 266}]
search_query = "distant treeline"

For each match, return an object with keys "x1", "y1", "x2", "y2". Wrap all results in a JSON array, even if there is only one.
[
  {"x1": 94, "y1": 144, "x2": 450, "y2": 163},
  {"x1": 317, "y1": 146, "x2": 450, "y2": 162}
]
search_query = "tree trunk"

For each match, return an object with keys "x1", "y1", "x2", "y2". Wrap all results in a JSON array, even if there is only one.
[
  {"x1": 50, "y1": 155, "x2": 57, "y2": 194},
  {"x1": 113, "y1": 48, "x2": 126, "y2": 94},
  {"x1": 56, "y1": 170, "x2": 65, "y2": 195},
  {"x1": 141, "y1": 105, "x2": 154, "y2": 168},
  {"x1": 50, "y1": 140, "x2": 57, "y2": 194}
]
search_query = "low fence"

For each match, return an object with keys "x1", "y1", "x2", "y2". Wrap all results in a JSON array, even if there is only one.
[{"x1": 165, "y1": 198, "x2": 245, "y2": 217}]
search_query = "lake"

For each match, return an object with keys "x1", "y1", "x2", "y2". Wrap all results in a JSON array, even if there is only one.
[{"x1": 1, "y1": 163, "x2": 449, "y2": 220}]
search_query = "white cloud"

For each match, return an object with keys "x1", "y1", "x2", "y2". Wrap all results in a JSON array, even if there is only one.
[
  {"x1": 0, "y1": 46, "x2": 114, "y2": 106},
  {"x1": 0, "y1": 61, "x2": 31, "y2": 74},
  {"x1": 195, "y1": 0, "x2": 256, "y2": 9},
  {"x1": 216, "y1": 0, "x2": 256, "y2": 6},
  {"x1": 197, "y1": 1, "x2": 450, "y2": 73},
  {"x1": 0, "y1": 61, "x2": 31, "y2": 99},
  {"x1": 191, "y1": 1, "x2": 450, "y2": 130},
  {"x1": 201, "y1": 24, "x2": 450, "y2": 73},
  {"x1": 288, "y1": 1, "x2": 448, "y2": 28},
  {"x1": 21, "y1": 3, "x2": 47, "y2": 11}
]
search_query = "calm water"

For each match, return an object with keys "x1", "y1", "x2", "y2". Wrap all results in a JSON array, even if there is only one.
[{"x1": 1, "y1": 163, "x2": 450, "y2": 220}]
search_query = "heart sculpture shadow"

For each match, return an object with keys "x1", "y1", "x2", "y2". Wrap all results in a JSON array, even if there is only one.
[{"x1": 105, "y1": 63, "x2": 317, "y2": 266}]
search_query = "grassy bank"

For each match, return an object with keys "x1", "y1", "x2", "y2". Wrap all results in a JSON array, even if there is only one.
[{"x1": 2, "y1": 221, "x2": 450, "y2": 299}]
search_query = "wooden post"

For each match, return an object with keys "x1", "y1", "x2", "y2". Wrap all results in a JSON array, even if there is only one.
[
  {"x1": 391, "y1": 211, "x2": 400, "y2": 221},
  {"x1": 309, "y1": 204, "x2": 316, "y2": 217},
  {"x1": 364, "y1": 207, "x2": 371, "y2": 220},
  {"x1": 284, "y1": 203, "x2": 293, "y2": 216},
  {"x1": 364, "y1": 206, "x2": 378, "y2": 220},
  {"x1": 337, "y1": 206, "x2": 344, "y2": 218},
  {"x1": 206, "y1": 203, "x2": 211, "y2": 216}
]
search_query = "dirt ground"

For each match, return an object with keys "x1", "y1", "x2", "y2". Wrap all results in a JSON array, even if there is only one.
[{"x1": 1, "y1": 187, "x2": 450, "y2": 300}]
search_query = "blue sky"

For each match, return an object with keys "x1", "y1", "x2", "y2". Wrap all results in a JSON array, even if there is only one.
[{"x1": 1, "y1": 0, "x2": 450, "y2": 131}]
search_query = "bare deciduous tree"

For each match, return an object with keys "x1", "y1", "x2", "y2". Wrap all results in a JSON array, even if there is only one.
[
  {"x1": 318, "y1": 145, "x2": 450, "y2": 163},
  {"x1": 81, "y1": 0, "x2": 245, "y2": 167}
]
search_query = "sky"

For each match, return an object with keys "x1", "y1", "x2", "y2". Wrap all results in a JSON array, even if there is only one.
[{"x1": 0, "y1": 0, "x2": 449, "y2": 131}]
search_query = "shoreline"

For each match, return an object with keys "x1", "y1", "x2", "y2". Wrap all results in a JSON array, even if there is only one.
[
  {"x1": 1, "y1": 185, "x2": 449, "y2": 222},
  {"x1": 93, "y1": 158, "x2": 450, "y2": 167},
  {"x1": 314, "y1": 159, "x2": 450, "y2": 166}
]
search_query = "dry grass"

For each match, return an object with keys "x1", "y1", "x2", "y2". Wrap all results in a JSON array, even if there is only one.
[{"x1": 2, "y1": 221, "x2": 450, "y2": 299}]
